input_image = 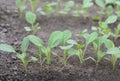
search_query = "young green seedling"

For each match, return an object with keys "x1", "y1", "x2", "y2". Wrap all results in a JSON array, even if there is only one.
[
  {"x1": 107, "y1": 47, "x2": 120, "y2": 71},
  {"x1": 80, "y1": 0, "x2": 93, "y2": 19},
  {"x1": 55, "y1": 0, "x2": 61, "y2": 15},
  {"x1": 69, "y1": 32, "x2": 98, "y2": 67},
  {"x1": 60, "y1": 39, "x2": 77, "y2": 66},
  {"x1": 29, "y1": 0, "x2": 39, "y2": 13},
  {"x1": 16, "y1": 0, "x2": 26, "y2": 18},
  {"x1": 92, "y1": 15, "x2": 117, "y2": 35},
  {"x1": 59, "y1": 1, "x2": 74, "y2": 15},
  {"x1": 0, "y1": 37, "x2": 37, "y2": 72},
  {"x1": 44, "y1": 2, "x2": 55, "y2": 17},
  {"x1": 25, "y1": 11, "x2": 40, "y2": 34},
  {"x1": 26, "y1": 35, "x2": 45, "y2": 71},
  {"x1": 95, "y1": 0, "x2": 115, "y2": 20},
  {"x1": 111, "y1": 24, "x2": 120, "y2": 41},
  {"x1": 59, "y1": 30, "x2": 77, "y2": 66},
  {"x1": 41, "y1": 31, "x2": 62, "y2": 70},
  {"x1": 92, "y1": 35, "x2": 113, "y2": 70},
  {"x1": 72, "y1": 4, "x2": 81, "y2": 17}
]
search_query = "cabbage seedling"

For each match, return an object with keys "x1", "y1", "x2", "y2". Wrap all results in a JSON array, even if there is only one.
[
  {"x1": 72, "y1": 4, "x2": 81, "y2": 17},
  {"x1": 95, "y1": 0, "x2": 115, "y2": 19},
  {"x1": 92, "y1": 35, "x2": 113, "y2": 70},
  {"x1": 92, "y1": 15, "x2": 117, "y2": 35},
  {"x1": 26, "y1": 35, "x2": 45, "y2": 71},
  {"x1": 69, "y1": 32, "x2": 98, "y2": 67},
  {"x1": 80, "y1": 32, "x2": 98, "y2": 66},
  {"x1": 60, "y1": 30, "x2": 72, "y2": 66},
  {"x1": 80, "y1": 0, "x2": 93, "y2": 19},
  {"x1": 29, "y1": 0, "x2": 39, "y2": 13},
  {"x1": 44, "y1": 2, "x2": 55, "y2": 17},
  {"x1": 59, "y1": 30, "x2": 77, "y2": 65},
  {"x1": 27, "y1": 31, "x2": 62, "y2": 70},
  {"x1": 107, "y1": 47, "x2": 120, "y2": 71},
  {"x1": 25, "y1": 11, "x2": 40, "y2": 34},
  {"x1": 59, "y1": 1, "x2": 74, "y2": 15},
  {"x1": 41, "y1": 31, "x2": 62, "y2": 70},
  {"x1": 0, "y1": 37, "x2": 37, "y2": 72},
  {"x1": 16, "y1": 0, "x2": 26, "y2": 18}
]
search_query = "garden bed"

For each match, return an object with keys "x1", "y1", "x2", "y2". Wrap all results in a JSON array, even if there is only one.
[{"x1": 0, "y1": 0, "x2": 120, "y2": 81}]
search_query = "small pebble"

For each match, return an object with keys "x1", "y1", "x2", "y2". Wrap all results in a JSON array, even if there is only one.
[{"x1": 11, "y1": 55, "x2": 17, "y2": 60}]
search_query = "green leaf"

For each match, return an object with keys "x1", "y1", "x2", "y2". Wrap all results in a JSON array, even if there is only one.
[
  {"x1": 67, "y1": 48, "x2": 79, "y2": 56},
  {"x1": 0, "y1": 44, "x2": 16, "y2": 53},
  {"x1": 83, "y1": 32, "x2": 98, "y2": 45},
  {"x1": 25, "y1": 11, "x2": 36, "y2": 24},
  {"x1": 117, "y1": 24, "x2": 120, "y2": 30},
  {"x1": 16, "y1": 0, "x2": 26, "y2": 11},
  {"x1": 61, "y1": 30, "x2": 72, "y2": 45},
  {"x1": 107, "y1": 47, "x2": 120, "y2": 58},
  {"x1": 48, "y1": 31, "x2": 62, "y2": 48},
  {"x1": 105, "y1": 15, "x2": 117, "y2": 24},
  {"x1": 97, "y1": 51, "x2": 106, "y2": 58},
  {"x1": 21, "y1": 37, "x2": 29, "y2": 53},
  {"x1": 67, "y1": 39, "x2": 77, "y2": 45},
  {"x1": 104, "y1": 39, "x2": 114, "y2": 49},
  {"x1": 16, "y1": 53, "x2": 26, "y2": 60},
  {"x1": 30, "y1": 56, "x2": 38, "y2": 62},
  {"x1": 95, "y1": 0, "x2": 105, "y2": 8},
  {"x1": 16, "y1": 0, "x2": 22, "y2": 7},
  {"x1": 59, "y1": 45, "x2": 73, "y2": 50},
  {"x1": 83, "y1": 0, "x2": 93, "y2": 8},
  {"x1": 41, "y1": 47, "x2": 51, "y2": 54},
  {"x1": 105, "y1": 0, "x2": 116, "y2": 4},
  {"x1": 65, "y1": 1, "x2": 74, "y2": 10},
  {"x1": 24, "y1": 27, "x2": 32, "y2": 31},
  {"x1": 44, "y1": 2, "x2": 54, "y2": 13},
  {"x1": 91, "y1": 26, "x2": 97, "y2": 31},
  {"x1": 27, "y1": 35, "x2": 43, "y2": 47},
  {"x1": 36, "y1": 8, "x2": 46, "y2": 15}
]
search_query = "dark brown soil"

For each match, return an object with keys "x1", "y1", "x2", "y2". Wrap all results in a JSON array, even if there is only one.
[{"x1": 0, "y1": 0, "x2": 120, "y2": 81}]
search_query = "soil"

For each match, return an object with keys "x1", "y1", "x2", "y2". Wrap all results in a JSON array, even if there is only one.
[{"x1": 0, "y1": 0, "x2": 120, "y2": 81}]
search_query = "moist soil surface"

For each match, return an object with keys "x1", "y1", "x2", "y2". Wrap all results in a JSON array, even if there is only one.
[{"x1": 0, "y1": 0, "x2": 120, "y2": 81}]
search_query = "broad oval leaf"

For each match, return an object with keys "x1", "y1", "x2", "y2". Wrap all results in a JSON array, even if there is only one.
[
  {"x1": 27, "y1": 35, "x2": 43, "y2": 47},
  {"x1": 48, "y1": 31, "x2": 62, "y2": 48},
  {"x1": 67, "y1": 39, "x2": 77, "y2": 45},
  {"x1": 107, "y1": 47, "x2": 120, "y2": 58},
  {"x1": 83, "y1": 0, "x2": 93, "y2": 8},
  {"x1": 104, "y1": 39, "x2": 114, "y2": 49},
  {"x1": 0, "y1": 44, "x2": 16, "y2": 53},
  {"x1": 95, "y1": 0, "x2": 105, "y2": 8},
  {"x1": 105, "y1": 0, "x2": 116, "y2": 4},
  {"x1": 16, "y1": 53, "x2": 26, "y2": 60},
  {"x1": 97, "y1": 51, "x2": 106, "y2": 58},
  {"x1": 67, "y1": 48, "x2": 79, "y2": 56},
  {"x1": 61, "y1": 30, "x2": 72, "y2": 45},
  {"x1": 21, "y1": 37, "x2": 29, "y2": 53},
  {"x1": 65, "y1": 1, "x2": 75, "y2": 9},
  {"x1": 83, "y1": 32, "x2": 98, "y2": 45},
  {"x1": 105, "y1": 15, "x2": 117, "y2": 24},
  {"x1": 30, "y1": 56, "x2": 38, "y2": 62},
  {"x1": 25, "y1": 11, "x2": 36, "y2": 24},
  {"x1": 24, "y1": 27, "x2": 32, "y2": 31}
]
